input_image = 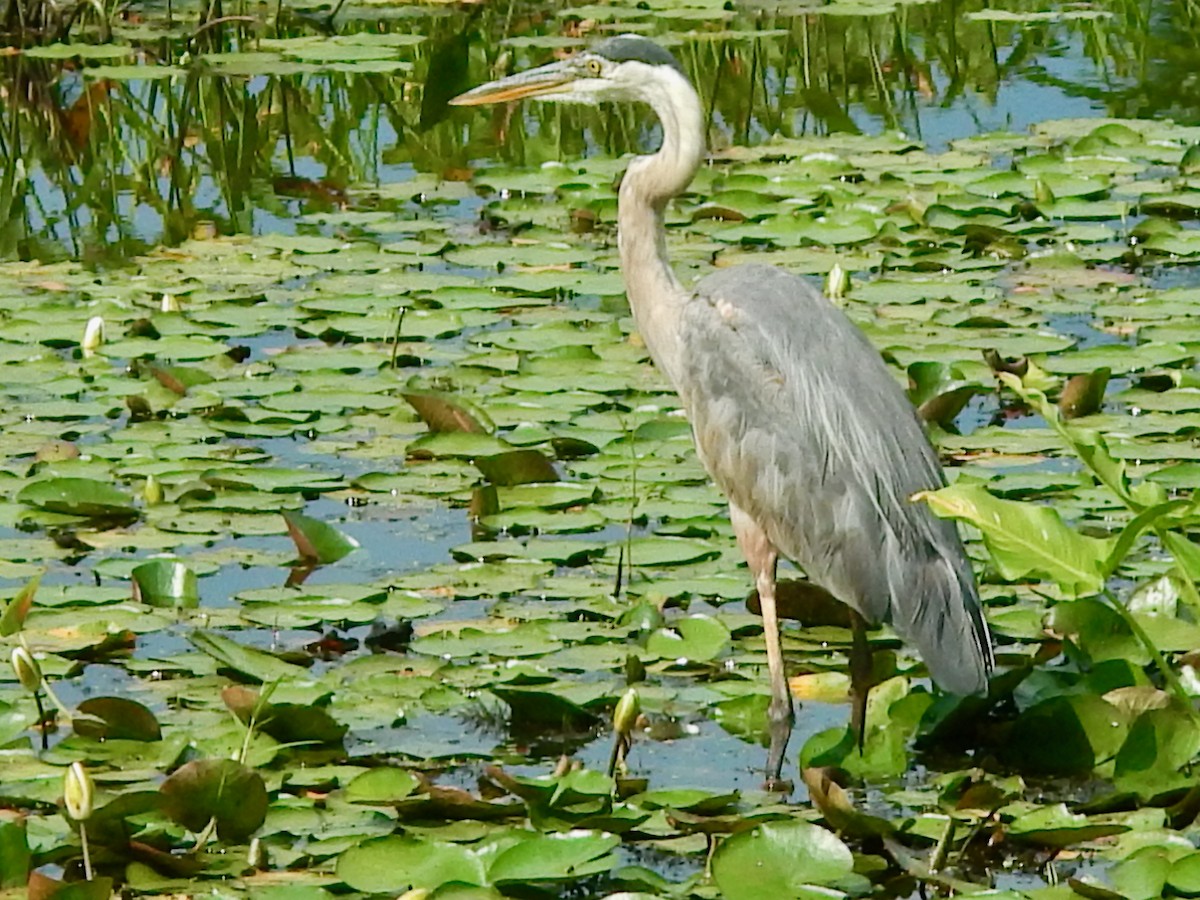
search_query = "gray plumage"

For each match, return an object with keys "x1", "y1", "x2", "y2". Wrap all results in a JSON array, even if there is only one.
[
  {"x1": 451, "y1": 34, "x2": 993, "y2": 784},
  {"x1": 590, "y1": 35, "x2": 686, "y2": 75},
  {"x1": 680, "y1": 265, "x2": 992, "y2": 694}
]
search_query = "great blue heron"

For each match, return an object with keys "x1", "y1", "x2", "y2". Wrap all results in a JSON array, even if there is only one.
[{"x1": 451, "y1": 35, "x2": 994, "y2": 788}]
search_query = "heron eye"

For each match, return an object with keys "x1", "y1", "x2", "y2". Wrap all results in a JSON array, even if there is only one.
[{"x1": 586, "y1": 59, "x2": 603, "y2": 76}]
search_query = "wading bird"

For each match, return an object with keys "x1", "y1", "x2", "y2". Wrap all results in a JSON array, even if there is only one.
[{"x1": 451, "y1": 36, "x2": 993, "y2": 788}]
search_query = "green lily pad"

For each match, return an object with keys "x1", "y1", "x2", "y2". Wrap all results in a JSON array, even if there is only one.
[
  {"x1": 712, "y1": 820, "x2": 855, "y2": 898},
  {"x1": 336, "y1": 835, "x2": 486, "y2": 893},
  {"x1": 17, "y1": 478, "x2": 139, "y2": 520},
  {"x1": 488, "y1": 831, "x2": 620, "y2": 884},
  {"x1": 646, "y1": 615, "x2": 730, "y2": 663}
]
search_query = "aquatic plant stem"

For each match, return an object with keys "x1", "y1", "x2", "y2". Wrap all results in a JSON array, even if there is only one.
[
  {"x1": 79, "y1": 824, "x2": 93, "y2": 881},
  {"x1": 33, "y1": 692, "x2": 47, "y2": 750},
  {"x1": 1101, "y1": 587, "x2": 1199, "y2": 721}
]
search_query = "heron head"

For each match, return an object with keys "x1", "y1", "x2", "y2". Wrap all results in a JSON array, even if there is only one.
[{"x1": 449, "y1": 35, "x2": 688, "y2": 108}]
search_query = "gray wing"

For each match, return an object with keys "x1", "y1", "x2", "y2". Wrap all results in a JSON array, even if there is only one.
[{"x1": 677, "y1": 264, "x2": 992, "y2": 695}]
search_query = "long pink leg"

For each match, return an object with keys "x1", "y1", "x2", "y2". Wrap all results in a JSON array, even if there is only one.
[{"x1": 730, "y1": 503, "x2": 793, "y2": 790}]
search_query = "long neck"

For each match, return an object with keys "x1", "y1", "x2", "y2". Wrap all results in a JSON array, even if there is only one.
[{"x1": 617, "y1": 71, "x2": 705, "y2": 393}]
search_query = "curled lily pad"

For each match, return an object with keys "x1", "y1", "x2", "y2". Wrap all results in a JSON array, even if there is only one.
[
  {"x1": 402, "y1": 390, "x2": 493, "y2": 434},
  {"x1": 1113, "y1": 705, "x2": 1200, "y2": 799},
  {"x1": 131, "y1": 560, "x2": 199, "y2": 608},
  {"x1": 282, "y1": 510, "x2": 360, "y2": 564},
  {"x1": 1060, "y1": 367, "x2": 1110, "y2": 419},
  {"x1": 1005, "y1": 695, "x2": 1126, "y2": 775},
  {"x1": 474, "y1": 449, "x2": 559, "y2": 486},
  {"x1": 907, "y1": 361, "x2": 986, "y2": 427}
]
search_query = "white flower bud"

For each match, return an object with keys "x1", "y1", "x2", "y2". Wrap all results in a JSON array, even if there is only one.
[
  {"x1": 825, "y1": 263, "x2": 849, "y2": 302},
  {"x1": 81, "y1": 317, "x2": 105, "y2": 357},
  {"x1": 64, "y1": 761, "x2": 94, "y2": 821},
  {"x1": 11, "y1": 646, "x2": 41, "y2": 693},
  {"x1": 613, "y1": 688, "x2": 641, "y2": 736}
]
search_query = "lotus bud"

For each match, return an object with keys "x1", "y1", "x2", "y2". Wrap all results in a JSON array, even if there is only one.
[
  {"x1": 81, "y1": 316, "x2": 105, "y2": 357},
  {"x1": 397, "y1": 890, "x2": 430, "y2": 900},
  {"x1": 1034, "y1": 179, "x2": 1056, "y2": 206},
  {"x1": 161, "y1": 293, "x2": 181, "y2": 313},
  {"x1": 64, "y1": 762, "x2": 94, "y2": 821},
  {"x1": 144, "y1": 474, "x2": 163, "y2": 506},
  {"x1": 11, "y1": 646, "x2": 42, "y2": 693},
  {"x1": 613, "y1": 688, "x2": 641, "y2": 736},
  {"x1": 825, "y1": 263, "x2": 849, "y2": 302}
]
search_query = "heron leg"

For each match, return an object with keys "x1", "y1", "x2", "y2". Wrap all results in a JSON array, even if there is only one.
[
  {"x1": 849, "y1": 609, "x2": 872, "y2": 754},
  {"x1": 730, "y1": 503, "x2": 792, "y2": 791}
]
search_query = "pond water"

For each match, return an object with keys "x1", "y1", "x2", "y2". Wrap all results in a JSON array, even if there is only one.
[{"x1": 4, "y1": 1, "x2": 1200, "y2": 897}]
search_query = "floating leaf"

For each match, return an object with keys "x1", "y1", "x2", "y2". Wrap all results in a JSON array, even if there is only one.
[
  {"x1": 491, "y1": 685, "x2": 600, "y2": 730},
  {"x1": 222, "y1": 685, "x2": 347, "y2": 745},
  {"x1": 189, "y1": 631, "x2": 310, "y2": 683},
  {"x1": 646, "y1": 615, "x2": 730, "y2": 663},
  {"x1": 1113, "y1": 705, "x2": 1200, "y2": 799},
  {"x1": 160, "y1": 759, "x2": 268, "y2": 842},
  {"x1": 1006, "y1": 803, "x2": 1129, "y2": 847},
  {"x1": 74, "y1": 697, "x2": 162, "y2": 742},
  {"x1": 488, "y1": 832, "x2": 620, "y2": 884},
  {"x1": 17, "y1": 478, "x2": 139, "y2": 521},
  {"x1": 336, "y1": 835, "x2": 486, "y2": 893},
  {"x1": 624, "y1": 536, "x2": 721, "y2": 568},
  {"x1": 1004, "y1": 694, "x2": 1126, "y2": 776},
  {"x1": 0, "y1": 819, "x2": 30, "y2": 889},
  {"x1": 711, "y1": 820, "x2": 854, "y2": 898},
  {"x1": 345, "y1": 768, "x2": 423, "y2": 804}
]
